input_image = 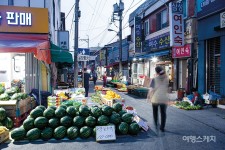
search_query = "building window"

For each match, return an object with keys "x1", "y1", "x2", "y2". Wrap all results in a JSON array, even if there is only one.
[
  {"x1": 156, "y1": 9, "x2": 168, "y2": 31},
  {"x1": 144, "y1": 20, "x2": 149, "y2": 36}
]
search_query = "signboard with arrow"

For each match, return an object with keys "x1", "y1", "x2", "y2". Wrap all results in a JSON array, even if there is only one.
[{"x1": 77, "y1": 48, "x2": 90, "y2": 61}]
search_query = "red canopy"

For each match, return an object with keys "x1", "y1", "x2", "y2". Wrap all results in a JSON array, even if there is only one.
[{"x1": 0, "y1": 33, "x2": 51, "y2": 64}]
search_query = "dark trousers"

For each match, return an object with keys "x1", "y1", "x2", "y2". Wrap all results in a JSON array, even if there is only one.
[
  {"x1": 84, "y1": 86, "x2": 89, "y2": 97},
  {"x1": 93, "y1": 78, "x2": 97, "y2": 85},
  {"x1": 152, "y1": 103, "x2": 167, "y2": 129}
]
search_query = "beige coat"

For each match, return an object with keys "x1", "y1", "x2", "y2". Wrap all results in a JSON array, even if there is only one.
[{"x1": 149, "y1": 74, "x2": 169, "y2": 104}]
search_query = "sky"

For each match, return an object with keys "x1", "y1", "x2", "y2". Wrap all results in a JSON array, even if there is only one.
[{"x1": 61, "y1": 0, "x2": 145, "y2": 50}]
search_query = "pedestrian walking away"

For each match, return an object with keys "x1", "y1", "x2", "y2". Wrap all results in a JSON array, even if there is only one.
[
  {"x1": 103, "y1": 71, "x2": 107, "y2": 87},
  {"x1": 147, "y1": 66, "x2": 169, "y2": 132},
  {"x1": 83, "y1": 68, "x2": 90, "y2": 97},
  {"x1": 92, "y1": 70, "x2": 97, "y2": 86}
]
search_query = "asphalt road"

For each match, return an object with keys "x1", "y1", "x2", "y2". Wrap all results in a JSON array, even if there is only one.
[{"x1": 1, "y1": 81, "x2": 225, "y2": 150}]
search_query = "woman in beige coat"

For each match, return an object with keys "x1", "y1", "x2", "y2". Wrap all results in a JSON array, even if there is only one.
[{"x1": 148, "y1": 66, "x2": 169, "y2": 132}]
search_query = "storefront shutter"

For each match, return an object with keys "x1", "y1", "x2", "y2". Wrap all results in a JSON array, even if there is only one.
[{"x1": 207, "y1": 37, "x2": 220, "y2": 94}]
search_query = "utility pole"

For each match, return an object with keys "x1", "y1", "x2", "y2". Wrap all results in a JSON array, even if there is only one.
[
  {"x1": 74, "y1": 0, "x2": 80, "y2": 88},
  {"x1": 118, "y1": 0, "x2": 123, "y2": 74}
]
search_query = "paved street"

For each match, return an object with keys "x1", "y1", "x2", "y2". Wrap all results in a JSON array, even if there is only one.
[{"x1": 1, "y1": 81, "x2": 225, "y2": 150}]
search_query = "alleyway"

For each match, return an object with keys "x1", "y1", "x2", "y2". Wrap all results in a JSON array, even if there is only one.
[{"x1": 1, "y1": 81, "x2": 225, "y2": 150}]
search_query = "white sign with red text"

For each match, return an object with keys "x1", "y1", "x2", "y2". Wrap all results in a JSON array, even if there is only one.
[
  {"x1": 169, "y1": 2, "x2": 184, "y2": 47},
  {"x1": 172, "y1": 44, "x2": 191, "y2": 58}
]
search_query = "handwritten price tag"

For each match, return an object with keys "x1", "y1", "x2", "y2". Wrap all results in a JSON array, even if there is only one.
[{"x1": 96, "y1": 126, "x2": 116, "y2": 141}]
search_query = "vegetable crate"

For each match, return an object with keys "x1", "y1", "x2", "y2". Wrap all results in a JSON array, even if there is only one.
[
  {"x1": 13, "y1": 109, "x2": 31, "y2": 127},
  {"x1": 0, "y1": 130, "x2": 9, "y2": 144},
  {"x1": 0, "y1": 97, "x2": 35, "y2": 118}
]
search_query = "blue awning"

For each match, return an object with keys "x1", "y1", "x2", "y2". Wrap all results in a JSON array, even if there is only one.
[
  {"x1": 143, "y1": 50, "x2": 170, "y2": 58},
  {"x1": 131, "y1": 50, "x2": 170, "y2": 59}
]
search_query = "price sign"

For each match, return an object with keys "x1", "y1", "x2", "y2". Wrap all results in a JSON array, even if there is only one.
[{"x1": 96, "y1": 126, "x2": 116, "y2": 141}]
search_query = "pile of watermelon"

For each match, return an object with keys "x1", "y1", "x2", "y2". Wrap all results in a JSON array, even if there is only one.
[
  {"x1": 0, "y1": 107, "x2": 14, "y2": 130},
  {"x1": 10, "y1": 102, "x2": 141, "y2": 141}
]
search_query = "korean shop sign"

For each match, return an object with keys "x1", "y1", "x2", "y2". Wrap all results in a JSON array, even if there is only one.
[
  {"x1": 169, "y1": 1, "x2": 184, "y2": 47},
  {"x1": 197, "y1": 0, "x2": 225, "y2": 18},
  {"x1": 221, "y1": 11, "x2": 225, "y2": 28},
  {"x1": 0, "y1": 5, "x2": 48, "y2": 33},
  {"x1": 172, "y1": 44, "x2": 191, "y2": 58},
  {"x1": 142, "y1": 32, "x2": 170, "y2": 53},
  {"x1": 134, "y1": 16, "x2": 142, "y2": 53}
]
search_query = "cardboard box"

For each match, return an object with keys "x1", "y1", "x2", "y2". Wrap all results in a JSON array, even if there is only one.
[
  {"x1": 0, "y1": 130, "x2": 9, "y2": 143},
  {"x1": 0, "y1": 97, "x2": 33, "y2": 117}
]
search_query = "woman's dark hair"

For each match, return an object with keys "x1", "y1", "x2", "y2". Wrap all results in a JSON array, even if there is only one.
[{"x1": 155, "y1": 66, "x2": 165, "y2": 75}]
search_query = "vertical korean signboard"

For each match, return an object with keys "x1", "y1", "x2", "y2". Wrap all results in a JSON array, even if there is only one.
[
  {"x1": 134, "y1": 16, "x2": 142, "y2": 53},
  {"x1": 169, "y1": 1, "x2": 184, "y2": 47}
]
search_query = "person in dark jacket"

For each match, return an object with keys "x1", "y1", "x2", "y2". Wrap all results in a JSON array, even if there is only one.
[
  {"x1": 83, "y1": 68, "x2": 90, "y2": 97},
  {"x1": 92, "y1": 70, "x2": 97, "y2": 86}
]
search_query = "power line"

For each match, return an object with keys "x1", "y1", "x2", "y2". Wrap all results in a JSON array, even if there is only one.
[
  {"x1": 106, "y1": 34, "x2": 117, "y2": 45},
  {"x1": 87, "y1": 0, "x2": 104, "y2": 36},
  {"x1": 86, "y1": 0, "x2": 99, "y2": 33}
]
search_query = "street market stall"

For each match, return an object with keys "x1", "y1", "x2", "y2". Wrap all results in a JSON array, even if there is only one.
[{"x1": 1, "y1": 85, "x2": 148, "y2": 143}]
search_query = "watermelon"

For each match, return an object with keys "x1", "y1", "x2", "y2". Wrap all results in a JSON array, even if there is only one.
[
  {"x1": 110, "y1": 113, "x2": 121, "y2": 125},
  {"x1": 0, "y1": 107, "x2": 6, "y2": 121},
  {"x1": 79, "y1": 126, "x2": 92, "y2": 139},
  {"x1": 102, "y1": 105, "x2": 113, "y2": 116},
  {"x1": 66, "y1": 106, "x2": 77, "y2": 117},
  {"x1": 113, "y1": 103, "x2": 123, "y2": 112},
  {"x1": 55, "y1": 107, "x2": 66, "y2": 118},
  {"x1": 119, "y1": 110, "x2": 127, "y2": 117},
  {"x1": 129, "y1": 123, "x2": 140, "y2": 135},
  {"x1": 26, "y1": 128, "x2": 41, "y2": 141},
  {"x1": 59, "y1": 105, "x2": 67, "y2": 110},
  {"x1": 36, "y1": 105, "x2": 46, "y2": 111},
  {"x1": 97, "y1": 115, "x2": 109, "y2": 125},
  {"x1": 49, "y1": 118, "x2": 60, "y2": 128},
  {"x1": 34, "y1": 117, "x2": 48, "y2": 129},
  {"x1": 0, "y1": 122, "x2": 3, "y2": 126},
  {"x1": 79, "y1": 105, "x2": 90, "y2": 117},
  {"x1": 2, "y1": 117, "x2": 13, "y2": 129},
  {"x1": 54, "y1": 126, "x2": 67, "y2": 140},
  {"x1": 67, "y1": 126, "x2": 79, "y2": 140},
  {"x1": 30, "y1": 108, "x2": 43, "y2": 119},
  {"x1": 11, "y1": 127, "x2": 26, "y2": 141},
  {"x1": 117, "y1": 122, "x2": 129, "y2": 135},
  {"x1": 49, "y1": 106, "x2": 57, "y2": 110},
  {"x1": 91, "y1": 107, "x2": 102, "y2": 118},
  {"x1": 60, "y1": 116, "x2": 73, "y2": 127},
  {"x1": 85, "y1": 116, "x2": 96, "y2": 127},
  {"x1": 41, "y1": 127, "x2": 53, "y2": 140},
  {"x1": 122, "y1": 113, "x2": 133, "y2": 124},
  {"x1": 43, "y1": 108, "x2": 55, "y2": 119},
  {"x1": 73, "y1": 116, "x2": 85, "y2": 128},
  {"x1": 92, "y1": 127, "x2": 96, "y2": 137}
]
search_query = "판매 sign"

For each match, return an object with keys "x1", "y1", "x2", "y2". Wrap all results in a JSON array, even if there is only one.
[
  {"x1": 0, "y1": 5, "x2": 48, "y2": 33},
  {"x1": 96, "y1": 126, "x2": 116, "y2": 141}
]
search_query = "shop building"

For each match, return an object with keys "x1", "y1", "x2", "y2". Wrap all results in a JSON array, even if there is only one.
[
  {"x1": 0, "y1": 0, "x2": 62, "y2": 93},
  {"x1": 128, "y1": 0, "x2": 197, "y2": 92},
  {"x1": 197, "y1": 0, "x2": 225, "y2": 95},
  {"x1": 103, "y1": 38, "x2": 129, "y2": 79}
]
